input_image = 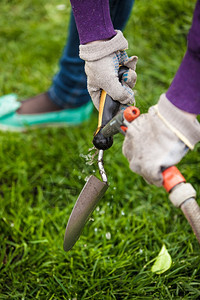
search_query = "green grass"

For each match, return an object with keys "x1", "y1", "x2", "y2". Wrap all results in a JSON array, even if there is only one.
[{"x1": 1, "y1": 0, "x2": 200, "y2": 299}]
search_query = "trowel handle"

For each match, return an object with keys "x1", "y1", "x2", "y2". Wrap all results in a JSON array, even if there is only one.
[
  {"x1": 101, "y1": 105, "x2": 140, "y2": 137},
  {"x1": 93, "y1": 66, "x2": 129, "y2": 150}
]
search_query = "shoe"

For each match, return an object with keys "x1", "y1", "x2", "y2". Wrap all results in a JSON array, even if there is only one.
[{"x1": 0, "y1": 94, "x2": 93, "y2": 132}]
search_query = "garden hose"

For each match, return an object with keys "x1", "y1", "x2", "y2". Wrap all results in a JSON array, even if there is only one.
[
  {"x1": 163, "y1": 167, "x2": 200, "y2": 243},
  {"x1": 102, "y1": 109, "x2": 200, "y2": 244}
]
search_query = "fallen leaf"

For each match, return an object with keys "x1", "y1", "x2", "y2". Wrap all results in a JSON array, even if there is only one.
[{"x1": 151, "y1": 244, "x2": 172, "y2": 274}]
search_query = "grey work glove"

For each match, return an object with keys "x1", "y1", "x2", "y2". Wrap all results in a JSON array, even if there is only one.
[
  {"x1": 123, "y1": 94, "x2": 200, "y2": 186},
  {"x1": 79, "y1": 30, "x2": 138, "y2": 110}
]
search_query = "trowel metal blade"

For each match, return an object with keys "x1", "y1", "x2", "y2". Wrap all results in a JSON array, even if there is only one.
[{"x1": 63, "y1": 175, "x2": 108, "y2": 251}]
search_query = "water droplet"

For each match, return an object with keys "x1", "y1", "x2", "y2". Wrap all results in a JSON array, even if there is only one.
[
  {"x1": 80, "y1": 148, "x2": 98, "y2": 166},
  {"x1": 96, "y1": 206, "x2": 100, "y2": 211},
  {"x1": 84, "y1": 176, "x2": 90, "y2": 182},
  {"x1": 88, "y1": 146, "x2": 96, "y2": 151},
  {"x1": 121, "y1": 211, "x2": 125, "y2": 216},
  {"x1": 106, "y1": 232, "x2": 111, "y2": 240},
  {"x1": 94, "y1": 228, "x2": 98, "y2": 232}
]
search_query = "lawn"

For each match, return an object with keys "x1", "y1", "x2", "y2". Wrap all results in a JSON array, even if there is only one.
[{"x1": 0, "y1": 0, "x2": 200, "y2": 299}]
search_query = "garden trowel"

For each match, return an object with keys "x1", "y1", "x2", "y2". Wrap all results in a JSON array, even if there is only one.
[
  {"x1": 63, "y1": 67, "x2": 130, "y2": 251},
  {"x1": 63, "y1": 150, "x2": 108, "y2": 251}
]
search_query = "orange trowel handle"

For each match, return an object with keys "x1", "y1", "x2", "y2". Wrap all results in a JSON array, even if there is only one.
[{"x1": 162, "y1": 166, "x2": 186, "y2": 192}]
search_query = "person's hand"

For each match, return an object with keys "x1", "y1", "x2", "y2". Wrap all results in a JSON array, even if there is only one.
[
  {"x1": 122, "y1": 94, "x2": 200, "y2": 186},
  {"x1": 79, "y1": 30, "x2": 137, "y2": 110}
]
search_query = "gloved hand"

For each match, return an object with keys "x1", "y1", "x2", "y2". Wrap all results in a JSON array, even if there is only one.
[
  {"x1": 79, "y1": 30, "x2": 138, "y2": 110},
  {"x1": 123, "y1": 94, "x2": 200, "y2": 186}
]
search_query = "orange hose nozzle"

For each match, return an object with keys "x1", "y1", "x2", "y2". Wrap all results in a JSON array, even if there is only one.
[
  {"x1": 124, "y1": 106, "x2": 140, "y2": 123},
  {"x1": 162, "y1": 166, "x2": 186, "y2": 192}
]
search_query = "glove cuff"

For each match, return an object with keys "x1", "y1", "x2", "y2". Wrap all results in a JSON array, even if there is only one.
[
  {"x1": 157, "y1": 94, "x2": 200, "y2": 149},
  {"x1": 79, "y1": 30, "x2": 128, "y2": 61}
]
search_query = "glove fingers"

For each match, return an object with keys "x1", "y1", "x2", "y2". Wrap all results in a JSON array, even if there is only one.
[
  {"x1": 117, "y1": 50, "x2": 129, "y2": 65},
  {"x1": 123, "y1": 114, "x2": 165, "y2": 187},
  {"x1": 122, "y1": 69, "x2": 137, "y2": 89},
  {"x1": 127, "y1": 149, "x2": 164, "y2": 187},
  {"x1": 123, "y1": 109, "x2": 189, "y2": 187},
  {"x1": 88, "y1": 74, "x2": 135, "y2": 109},
  {"x1": 123, "y1": 55, "x2": 138, "y2": 71},
  {"x1": 142, "y1": 141, "x2": 188, "y2": 186},
  {"x1": 128, "y1": 161, "x2": 163, "y2": 187},
  {"x1": 118, "y1": 51, "x2": 138, "y2": 70},
  {"x1": 142, "y1": 169, "x2": 163, "y2": 187},
  {"x1": 123, "y1": 137, "x2": 163, "y2": 186},
  {"x1": 100, "y1": 76, "x2": 135, "y2": 105}
]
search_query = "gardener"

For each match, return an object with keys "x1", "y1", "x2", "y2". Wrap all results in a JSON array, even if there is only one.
[
  {"x1": 1, "y1": 1, "x2": 200, "y2": 186},
  {"x1": 0, "y1": 0, "x2": 135, "y2": 129},
  {"x1": 71, "y1": 0, "x2": 200, "y2": 186}
]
